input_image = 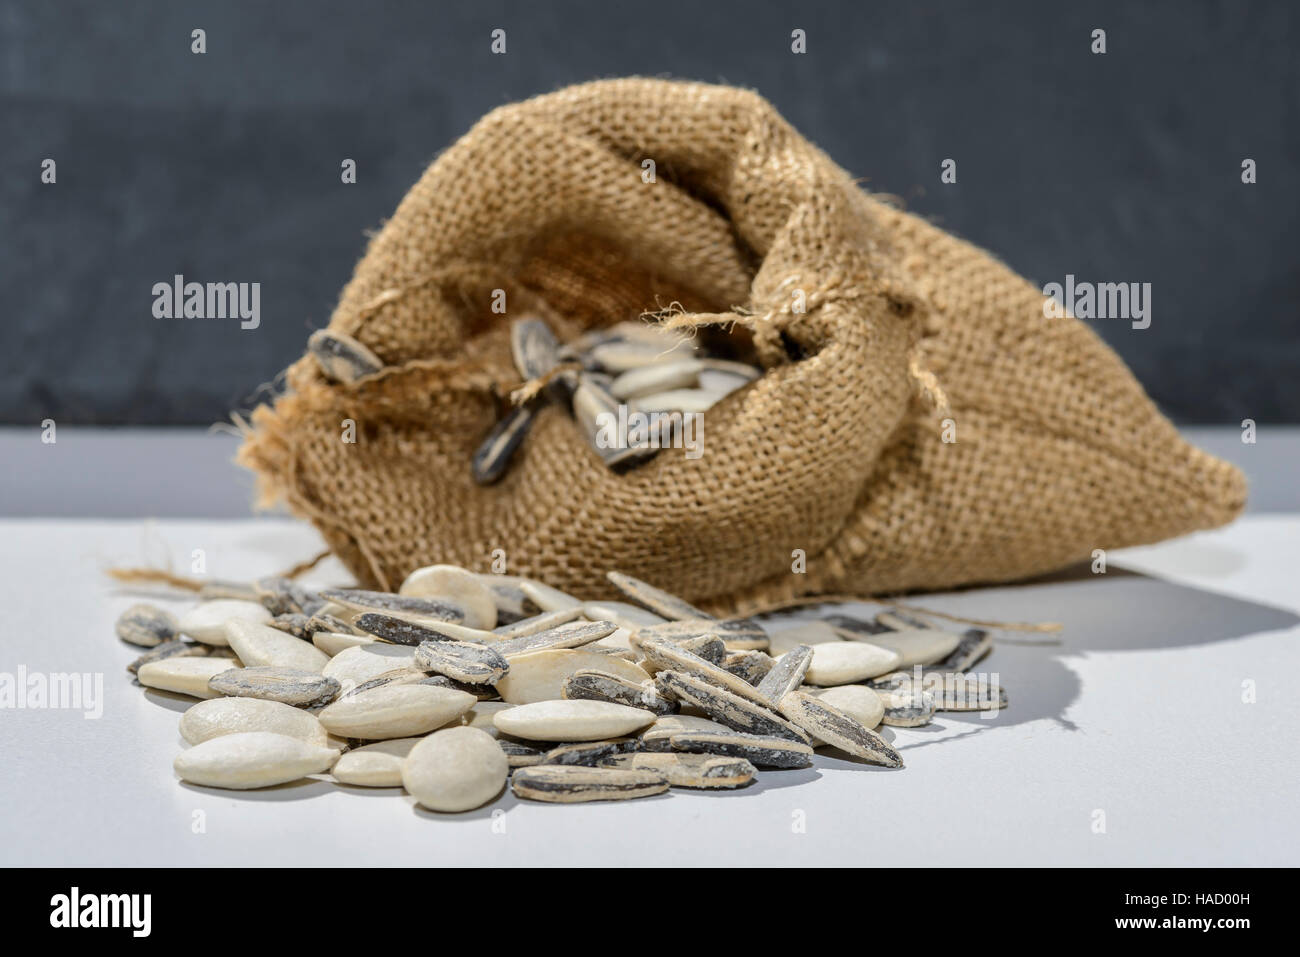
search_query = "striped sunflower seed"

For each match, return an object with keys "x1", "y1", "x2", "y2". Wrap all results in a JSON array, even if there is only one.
[
  {"x1": 126, "y1": 639, "x2": 208, "y2": 674},
  {"x1": 254, "y1": 577, "x2": 323, "y2": 617},
  {"x1": 319, "y1": 588, "x2": 468, "y2": 626},
  {"x1": 588, "y1": 338, "x2": 693, "y2": 373},
  {"x1": 511, "y1": 765, "x2": 669, "y2": 803},
  {"x1": 541, "y1": 738, "x2": 639, "y2": 767},
  {"x1": 653, "y1": 670, "x2": 809, "y2": 743},
  {"x1": 755, "y1": 644, "x2": 813, "y2": 704},
  {"x1": 777, "y1": 691, "x2": 903, "y2": 767},
  {"x1": 930, "y1": 628, "x2": 993, "y2": 672},
  {"x1": 562, "y1": 669, "x2": 677, "y2": 716},
  {"x1": 492, "y1": 619, "x2": 617, "y2": 658},
  {"x1": 497, "y1": 737, "x2": 549, "y2": 768},
  {"x1": 307, "y1": 613, "x2": 363, "y2": 637},
  {"x1": 668, "y1": 730, "x2": 814, "y2": 769},
  {"x1": 510, "y1": 317, "x2": 562, "y2": 380},
  {"x1": 476, "y1": 575, "x2": 542, "y2": 624},
  {"x1": 207, "y1": 666, "x2": 341, "y2": 708},
  {"x1": 308, "y1": 328, "x2": 382, "y2": 383},
  {"x1": 639, "y1": 714, "x2": 732, "y2": 752},
  {"x1": 608, "y1": 360, "x2": 702, "y2": 400},
  {"x1": 469, "y1": 405, "x2": 539, "y2": 485},
  {"x1": 605, "y1": 571, "x2": 709, "y2": 621},
  {"x1": 638, "y1": 636, "x2": 776, "y2": 709},
  {"x1": 822, "y1": 614, "x2": 895, "y2": 637},
  {"x1": 721, "y1": 650, "x2": 775, "y2": 685},
  {"x1": 601, "y1": 752, "x2": 756, "y2": 789},
  {"x1": 413, "y1": 638, "x2": 509, "y2": 685},
  {"x1": 115, "y1": 603, "x2": 178, "y2": 648},
  {"x1": 493, "y1": 649, "x2": 650, "y2": 704},
  {"x1": 925, "y1": 674, "x2": 1008, "y2": 711},
  {"x1": 174, "y1": 731, "x2": 339, "y2": 790},
  {"x1": 317, "y1": 683, "x2": 475, "y2": 739},
  {"x1": 179, "y1": 696, "x2": 330, "y2": 747},
  {"x1": 643, "y1": 616, "x2": 769, "y2": 652},
  {"x1": 421, "y1": 674, "x2": 502, "y2": 700},
  {"x1": 491, "y1": 607, "x2": 582, "y2": 639},
  {"x1": 402, "y1": 726, "x2": 508, "y2": 812},
  {"x1": 879, "y1": 689, "x2": 937, "y2": 727},
  {"x1": 398, "y1": 564, "x2": 498, "y2": 630},
  {"x1": 581, "y1": 600, "x2": 667, "y2": 630},
  {"x1": 267, "y1": 613, "x2": 314, "y2": 642}
]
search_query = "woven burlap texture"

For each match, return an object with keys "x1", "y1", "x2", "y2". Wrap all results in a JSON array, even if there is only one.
[{"x1": 237, "y1": 78, "x2": 1245, "y2": 616}]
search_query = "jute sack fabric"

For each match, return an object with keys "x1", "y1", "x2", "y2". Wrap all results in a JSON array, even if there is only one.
[{"x1": 237, "y1": 78, "x2": 1245, "y2": 615}]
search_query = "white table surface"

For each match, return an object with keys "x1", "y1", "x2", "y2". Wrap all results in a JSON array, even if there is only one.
[{"x1": 2, "y1": 515, "x2": 1297, "y2": 867}]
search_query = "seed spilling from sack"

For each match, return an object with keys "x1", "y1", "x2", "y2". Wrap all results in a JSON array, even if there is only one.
[{"x1": 120, "y1": 567, "x2": 1009, "y2": 812}]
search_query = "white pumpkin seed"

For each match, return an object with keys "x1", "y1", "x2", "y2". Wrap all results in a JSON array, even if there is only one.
[
  {"x1": 225, "y1": 618, "x2": 331, "y2": 672},
  {"x1": 803, "y1": 641, "x2": 901, "y2": 685},
  {"x1": 493, "y1": 649, "x2": 650, "y2": 704},
  {"x1": 177, "y1": 600, "x2": 271, "y2": 646},
  {"x1": 517, "y1": 580, "x2": 584, "y2": 612},
  {"x1": 179, "y1": 696, "x2": 330, "y2": 747},
  {"x1": 332, "y1": 737, "x2": 420, "y2": 787},
  {"x1": 313, "y1": 630, "x2": 377, "y2": 656},
  {"x1": 321, "y1": 643, "x2": 417, "y2": 694},
  {"x1": 403, "y1": 726, "x2": 509, "y2": 812},
  {"x1": 174, "y1": 731, "x2": 339, "y2": 790},
  {"x1": 398, "y1": 564, "x2": 498, "y2": 630},
  {"x1": 493, "y1": 699, "x2": 657, "y2": 742},
  {"x1": 806, "y1": 685, "x2": 884, "y2": 731},
  {"x1": 138, "y1": 657, "x2": 239, "y2": 699},
  {"x1": 318, "y1": 683, "x2": 475, "y2": 739}
]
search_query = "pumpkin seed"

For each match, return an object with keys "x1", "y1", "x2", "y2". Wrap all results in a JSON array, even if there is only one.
[
  {"x1": 668, "y1": 731, "x2": 814, "y2": 769},
  {"x1": 803, "y1": 641, "x2": 901, "y2": 685},
  {"x1": 308, "y1": 328, "x2": 382, "y2": 383},
  {"x1": 174, "y1": 731, "x2": 339, "y2": 790},
  {"x1": 332, "y1": 737, "x2": 420, "y2": 787},
  {"x1": 398, "y1": 564, "x2": 498, "y2": 630},
  {"x1": 321, "y1": 643, "x2": 418, "y2": 694},
  {"x1": 226, "y1": 618, "x2": 331, "y2": 672},
  {"x1": 317, "y1": 683, "x2": 475, "y2": 739},
  {"x1": 512, "y1": 765, "x2": 669, "y2": 803},
  {"x1": 806, "y1": 685, "x2": 884, "y2": 731},
  {"x1": 177, "y1": 599, "x2": 271, "y2": 646},
  {"x1": 403, "y1": 726, "x2": 509, "y2": 812},
  {"x1": 138, "y1": 657, "x2": 239, "y2": 699},
  {"x1": 493, "y1": 699, "x2": 657, "y2": 742},
  {"x1": 862, "y1": 628, "x2": 962, "y2": 668},
  {"x1": 313, "y1": 630, "x2": 377, "y2": 656},
  {"x1": 493, "y1": 649, "x2": 650, "y2": 704},
  {"x1": 778, "y1": 691, "x2": 903, "y2": 767},
  {"x1": 115, "y1": 603, "x2": 178, "y2": 648},
  {"x1": 179, "y1": 696, "x2": 330, "y2": 747},
  {"x1": 207, "y1": 666, "x2": 340, "y2": 708}
]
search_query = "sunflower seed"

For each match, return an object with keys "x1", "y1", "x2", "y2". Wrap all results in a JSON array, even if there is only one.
[
  {"x1": 126, "y1": 639, "x2": 208, "y2": 674},
  {"x1": 803, "y1": 641, "x2": 901, "y2": 685},
  {"x1": 756, "y1": 645, "x2": 813, "y2": 703},
  {"x1": 493, "y1": 649, "x2": 650, "y2": 704},
  {"x1": 402, "y1": 726, "x2": 509, "y2": 812},
  {"x1": 633, "y1": 388, "x2": 721, "y2": 415},
  {"x1": 721, "y1": 650, "x2": 775, "y2": 685},
  {"x1": 174, "y1": 731, "x2": 339, "y2": 790},
  {"x1": 226, "y1": 618, "x2": 331, "y2": 672},
  {"x1": 875, "y1": 609, "x2": 934, "y2": 631},
  {"x1": 638, "y1": 636, "x2": 774, "y2": 707},
  {"x1": 572, "y1": 376, "x2": 660, "y2": 468},
  {"x1": 589, "y1": 339, "x2": 693, "y2": 372},
  {"x1": 608, "y1": 360, "x2": 702, "y2": 400},
  {"x1": 512, "y1": 765, "x2": 669, "y2": 803},
  {"x1": 308, "y1": 612, "x2": 363, "y2": 636},
  {"x1": 254, "y1": 577, "x2": 323, "y2": 616},
  {"x1": 510, "y1": 317, "x2": 561, "y2": 380},
  {"x1": 331, "y1": 737, "x2": 420, "y2": 787},
  {"x1": 778, "y1": 691, "x2": 903, "y2": 767},
  {"x1": 923, "y1": 673, "x2": 1008, "y2": 711},
  {"x1": 517, "y1": 580, "x2": 584, "y2": 613},
  {"x1": 398, "y1": 564, "x2": 498, "y2": 630},
  {"x1": 562, "y1": 669, "x2": 677, "y2": 715},
  {"x1": 115, "y1": 603, "x2": 178, "y2": 648},
  {"x1": 207, "y1": 666, "x2": 340, "y2": 708},
  {"x1": 605, "y1": 571, "x2": 709, "y2": 621},
  {"x1": 471, "y1": 404, "x2": 535, "y2": 485},
  {"x1": 342, "y1": 668, "x2": 428, "y2": 698},
  {"x1": 639, "y1": 714, "x2": 733, "y2": 751},
  {"x1": 493, "y1": 699, "x2": 657, "y2": 742},
  {"x1": 318, "y1": 683, "x2": 475, "y2": 739},
  {"x1": 177, "y1": 599, "x2": 271, "y2": 646},
  {"x1": 313, "y1": 630, "x2": 377, "y2": 656},
  {"x1": 198, "y1": 580, "x2": 260, "y2": 602},
  {"x1": 319, "y1": 588, "x2": 468, "y2": 626},
  {"x1": 491, "y1": 608, "x2": 582, "y2": 639},
  {"x1": 138, "y1": 657, "x2": 239, "y2": 699},
  {"x1": 698, "y1": 357, "x2": 762, "y2": 381},
  {"x1": 601, "y1": 752, "x2": 756, "y2": 789},
  {"x1": 413, "y1": 638, "x2": 508, "y2": 684},
  {"x1": 179, "y1": 696, "x2": 330, "y2": 747},
  {"x1": 879, "y1": 689, "x2": 937, "y2": 727},
  {"x1": 420, "y1": 674, "x2": 501, "y2": 700},
  {"x1": 493, "y1": 619, "x2": 617, "y2": 658},
  {"x1": 308, "y1": 328, "x2": 382, "y2": 383},
  {"x1": 267, "y1": 613, "x2": 315, "y2": 642},
  {"x1": 931, "y1": 629, "x2": 993, "y2": 672},
  {"x1": 542, "y1": 738, "x2": 639, "y2": 767},
  {"x1": 702, "y1": 617, "x2": 770, "y2": 651},
  {"x1": 861, "y1": 628, "x2": 962, "y2": 668},
  {"x1": 805, "y1": 685, "x2": 884, "y2": 731},
  {"x1": 498, "y1": 737, "x2": 549, "y2": 768},
  {"x1": 822, "y1": 614, "x2": 895, "y2": 637},
  {"x1": 668, "y1": 731, "x2": 814, "y2": 769},
  {"x1": 653, "y1": 670, "x2": 808, "y2": 742}
]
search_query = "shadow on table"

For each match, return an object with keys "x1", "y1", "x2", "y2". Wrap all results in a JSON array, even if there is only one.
[{"x1": 879, "y1": 560, "x2": 1299, "y2": 747}]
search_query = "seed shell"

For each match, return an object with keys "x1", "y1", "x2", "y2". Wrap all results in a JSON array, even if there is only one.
[
  {"x1": 668, "y1": 731, "x2": 814, "y2": 769},
  {"x1": 207, "y1": 666, "x2": 341, "y2": 708},
  {"x1": 541, "y1": 738, "x2": 639, "y2": 767},
  {"x1": 413, "y1": 638, "x2": 509, "y2": 684},
  {"x1": 308, "y1": 329, "x2": 382, "y2": 383},
  {"x1": 778, "y1": 691, "x2": 903, "y2": 767},
  {"x1": 605, "y1": 571, "x2": 709, "y2": 621},
  {"x1": 653, "y1": 670, "x2": 809, "y2": 743},
  {"x1": 562, "y1": 669, "x2": 677, "y2": 716},
  {"x1": 492, "y1": 619, "x2": 617, "y2": 658},
  {"x1": 512, "y1": 765, "x2": 669, "y2": 803},
  {"x1": 721, "y1": 650, "x2": 775, "y2": 685},
  {"x1": 879, "y1": 689, "x2": 937, "y2": 727},
  {"x1": 756, "y1": 644, "x2": 813, "y2": 704},
  {"x1": 492, "y1": 607, "x2": 582, "y2": 639},
  {"x1": 602, "y1": 752, "x2": 756, "y2": 789},
  {"x1": 115, "y1": 603, "x2": 178, "y2": 648}
]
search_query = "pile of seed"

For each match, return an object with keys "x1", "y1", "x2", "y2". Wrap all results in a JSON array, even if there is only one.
[{"x1": 117, "y1": 566, "x2": 1007, "y2": 811}]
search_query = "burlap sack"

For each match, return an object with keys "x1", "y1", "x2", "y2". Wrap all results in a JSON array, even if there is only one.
[{"x1": 237, "y1": 78, "x2": 1245, "y2": 615}]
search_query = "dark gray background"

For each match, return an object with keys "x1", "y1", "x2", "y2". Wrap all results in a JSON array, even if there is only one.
[{"x1": 3, "y1": 0, "x2": 1296, "y2": 425}]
